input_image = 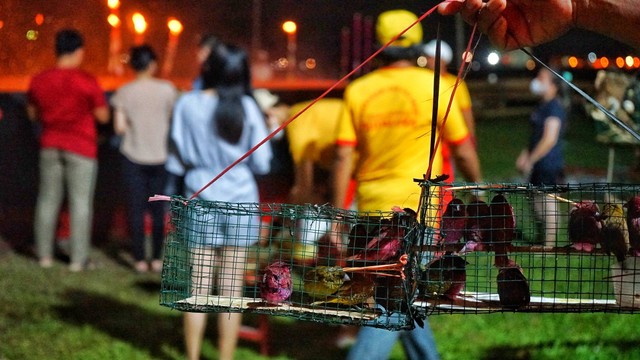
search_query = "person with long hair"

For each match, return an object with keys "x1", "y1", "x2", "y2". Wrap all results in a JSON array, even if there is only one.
[{"x1": 166, "y1": 42, "x2": 272, "y2": 360}]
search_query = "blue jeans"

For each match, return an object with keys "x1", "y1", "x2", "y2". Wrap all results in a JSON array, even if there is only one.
[
  {"x1": 347, "y1": 321, "x2": 440, "y2": 360},
  {"x1": 121, "y1": 157, "x2": 167, "y2": 261}
]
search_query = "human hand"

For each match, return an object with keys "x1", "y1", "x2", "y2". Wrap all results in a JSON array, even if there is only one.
[
  {"x1": 438, "y1": 0, "x2": 575, "y2": 50},
  {"x1": 515, "y1": 149, "x2": 532, "y2": 176}
]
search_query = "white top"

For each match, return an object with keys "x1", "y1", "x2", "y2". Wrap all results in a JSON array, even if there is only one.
[{"x1": 111, "y1": 78, "x2": 178, "y2": 164}]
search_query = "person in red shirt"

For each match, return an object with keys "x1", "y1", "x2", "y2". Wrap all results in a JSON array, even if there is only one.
[{"x1": 27, "y1": 29, "x2": 109, "y2": 272}]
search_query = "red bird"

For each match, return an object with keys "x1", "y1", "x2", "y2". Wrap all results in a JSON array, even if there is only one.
[
  {"x1": 462, "y1": 199, "x2": 491, "y2": 252},
  {"x1": 489, "y1": 194, "x2": 516, "y2": 254},
  {"x1": 624, "y1": 196, "x2": 640, "y2": 256},
  {"x1": 496, "y1": 258, "x2": 530, "y2": 309},
  {"x1": 259, "y1": 261, "x2": 292, "y2": 305},
  {"x1": 440, "y1": 198, "x2": 466, "y2": 246},
  {"x1": 568, "y1": 200, "x2": 603, "y2": 252},
  {"x1": 346, "y1": 207, "x2": 417, "y2": 263}
]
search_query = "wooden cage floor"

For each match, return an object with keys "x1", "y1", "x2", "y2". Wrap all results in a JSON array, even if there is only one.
[
  {"x1": 414, "y1": 291, "x2": 640, "y2": 313},
  {"x1": 174, "y1": 295, "x2": 382, "y2": 321}
]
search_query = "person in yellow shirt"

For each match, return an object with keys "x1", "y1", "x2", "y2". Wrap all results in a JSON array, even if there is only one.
[
  {"x1": 334, "y1": 11, "x2": 480, "y2": 214},
  {"x1": 263, "y1": 97, "x2": 355, "y2": 262},
  {"x1": 333, "y1": 10, "x2": 481, "y2": 360},
  {"x1": 286, "y1": 98, "x2": 354, "y2": 207}
]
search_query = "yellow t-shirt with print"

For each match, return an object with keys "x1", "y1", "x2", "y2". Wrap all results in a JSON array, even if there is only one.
[
  {"x1": 337, "y1": 65, "x2": 470, "y2": 212},
  {"x1": 286, "y1": 98, "x2": 343, "y2": 171}
]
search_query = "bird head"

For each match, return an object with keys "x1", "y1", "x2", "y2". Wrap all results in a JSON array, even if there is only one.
[{"x1": 624, "y1": 196, "x2": 640, "y2": 214}]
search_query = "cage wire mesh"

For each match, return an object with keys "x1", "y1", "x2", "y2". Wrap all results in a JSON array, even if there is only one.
[
  {"x1": 413, "y1": 182, "x2": 640, "y2": 316},
  {"x1": 160, "y1": 197, "x2": 422, "y2": 330}
]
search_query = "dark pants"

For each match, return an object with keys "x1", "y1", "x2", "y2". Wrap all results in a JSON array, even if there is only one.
[{"x1": 121, "y1": 157, "x2": 167, "y2": 261}]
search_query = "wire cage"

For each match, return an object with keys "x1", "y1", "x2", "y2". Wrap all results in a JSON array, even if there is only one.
[
  {"x1": 160, "y1": 197, "x2": 422, "y2": 330},
  {"x1": 413, "y1": 182, "x2": 640, "y2": 316}
]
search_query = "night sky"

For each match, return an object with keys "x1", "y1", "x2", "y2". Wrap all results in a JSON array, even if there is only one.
[{"x1": 0, "y1": 0, "x2": 634, "y2": 81}]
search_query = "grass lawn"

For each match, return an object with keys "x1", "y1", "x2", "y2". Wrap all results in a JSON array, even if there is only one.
[{"x1": 2, "y1": 110, "x2": 640, "y2": 360}]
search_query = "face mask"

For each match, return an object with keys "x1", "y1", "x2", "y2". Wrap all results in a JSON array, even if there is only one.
[{"x1": 529, "y1": 78, "x2": 548, "y2": 96}]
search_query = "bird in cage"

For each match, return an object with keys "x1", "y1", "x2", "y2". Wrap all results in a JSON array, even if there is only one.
[
  {"x1": 489, "y1": 193, "x2": 516, "y2": 254},
  {"x1": 462, "y1": 199, "x2": 491, "y2": 252},
  {"x1": 259, "y1": 261, "x2": 292, "y2": 305},
  {"x1": 347, "y1": 222, "x2": 374, "y2": 259},
  {"x1": 419, "y1": 252, "x2": 467, "y2": 300},
  {"x1": 310, "y1": 273, "x2": 376, "y2": 308},
  {"x1": 568, "y1": 200, "x2": 603, "y2": 252},
  {"x1": 375, "y1": 264, "x2": 415, "y2": 313},
  {"x1": 624, "y1": 195, "x2": 640, "y2": 256},
  {"x1": 601, "y1": 203, "x2": 629, "y2": 263},
  {"x1": 440, "y1": 197, "x2": 466, "y2": 248},
  {"x1": 495, "y1": 257, "x2": 530, "y2": 309},
  {"x1": 346, "y1": 206, "x2": 417, "y2": 262},
  {"x1": 303, "y1": 265, "x2": 348, "y2": 299}
]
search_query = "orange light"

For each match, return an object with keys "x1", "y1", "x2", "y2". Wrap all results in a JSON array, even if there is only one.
[
  {"x1": 305, "y1": 58, "x2": 316, "y2": 70},
  {"x1": 0, "y1": 21, "x2": 4, "y2": 30},
  {"x1": 167, "y1": 18, "x2": 183, "y2": 36},
  {"x1": 35, "y1": 13, "x2": 44, "y2": 26},
  {"x1": 525, "y1": 59, "x2": 536, "y2": 71},
  {"x1": 107, "y1": 14, "x2": 120, "y2": 27},
  {"x1": 634, "y1": 57, "x2": 640, "y2": 68},
  {"x1": 461, "y1": 51, "x2": 473, "y2": 63},
  {"x1": 600, "y1": 57, "x2": 609, "y2": 68},
  {"x1": 568, "y1": 56, "x2": 578, "y2": 68},
  {"x1": 615, "y1": 57, "x2": 625, "y2": 68},
  {"x1": 132, "y1": 13, "x2": 147, "y2": 34},
  {"x1": 282, "y1": 20, "x2": 297, "y2": 34},
  {"x1": 107, "y1": 0, "x2": 120, "y2": 10}
]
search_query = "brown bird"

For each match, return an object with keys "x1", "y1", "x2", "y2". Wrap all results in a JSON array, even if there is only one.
[
  {"x1": 440, "y1": 198, "x2": 466, "y2": 246},
  {"x1": 310, "y1": 273, "x2": 375, "y2": 308},
  {"x1": 496, "y1": 258, "x2": 530, "y2": 309},
  {"x1": 303, "y1": 266, "x2": 348, "y2": 300},
  {"x1": 462, "y1": 200, "x2": 491, "y2": 252},
  {"x1": 624, "y1": 196, "x2": 640, "y2": 256},
  {"x1": 601, "y1": 203, "x2": 628, "y2": 263},
  {"x1": 259, "y1": 261, "x2": 292, "y2": 305},
  {"x1": 419, "y1": 253, "x2": 467, "y2": 300},
  {"x1": 568, "y1": 200, "x2": 603, "y2": 252}
]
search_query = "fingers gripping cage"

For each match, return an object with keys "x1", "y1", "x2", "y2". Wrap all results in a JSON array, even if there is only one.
[
  {"x1": 160, "y1": 197, "x2": 422, "y2": 330},
  {"x1": 413, "y1": 182, "x2": 640, "y2": 316}
]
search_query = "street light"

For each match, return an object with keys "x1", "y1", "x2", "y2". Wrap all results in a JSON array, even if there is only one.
[
  {"x1": 107, "y1": 0, "x2": 120, "y2": 10},
  {"x1": 161, "y1": 18, "x2": 183, "y2": 78},
  {"x1": 107, "y1": 0, "x2": 123, "y2": 75},
  {"x1": 132, "y1": 12, "x2": 147, "y2": 45},
  {"x1": 282, "y1": 20, "x2": 297, "y2": 78}
]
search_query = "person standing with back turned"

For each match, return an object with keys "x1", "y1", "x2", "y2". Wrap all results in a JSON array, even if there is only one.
[
  {"x1": 27, "y1": 29, "x2": 109, "y2": 272},
  {"x1": 166, "y1": 41, "x2": 272, "y2": 360},
  {"x1": 333, "y1": 10, "x2": 481, "y2": 360},
  {"x1": 111, "y1": 44, "x2": 178, "y2": 273}
]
